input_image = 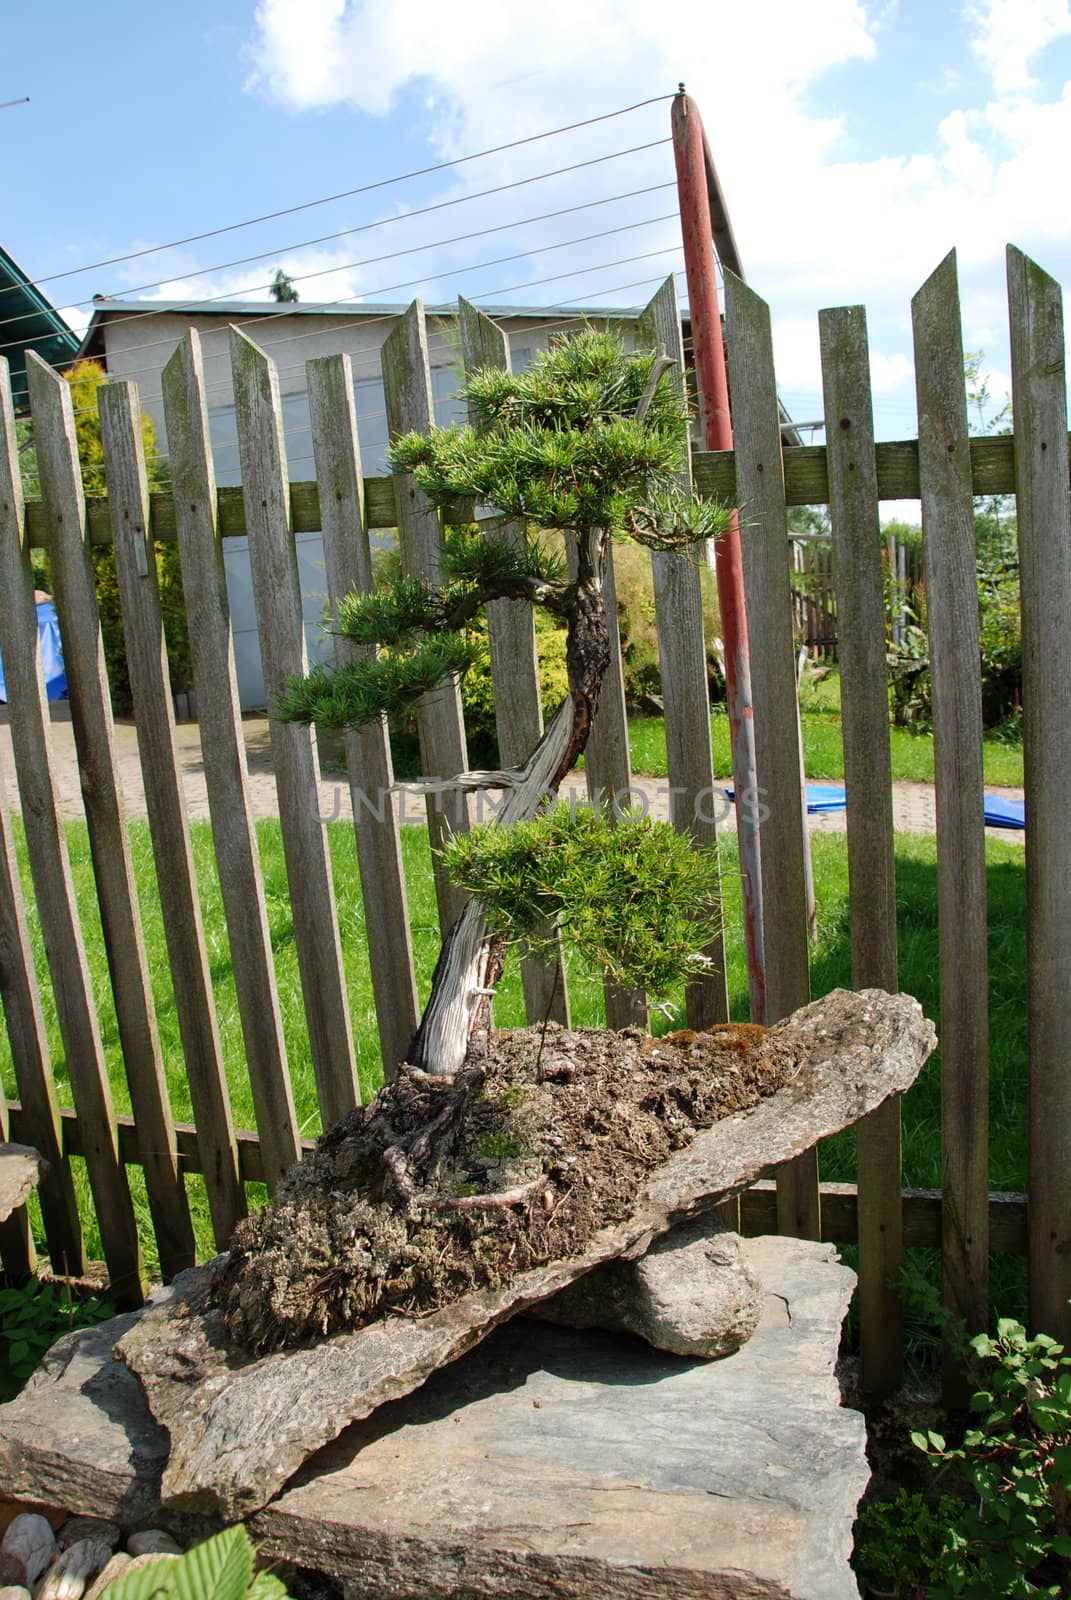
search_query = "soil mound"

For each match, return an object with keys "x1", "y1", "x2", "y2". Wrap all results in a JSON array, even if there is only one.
[{"x1": 216, "y1": 1021, "x2": 792, "y2": 1353}]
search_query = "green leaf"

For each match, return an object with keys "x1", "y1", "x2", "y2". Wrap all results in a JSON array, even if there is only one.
[
  {"x1": 104, "y1": 1561, "x2": 178, "y2": 1600},
  {"x1": 172, "y1": 1528, "x2": 252, "y2": 1600},
  {"x1": 248, "y1": 1574, "x2": 291, "y2": 1599}
]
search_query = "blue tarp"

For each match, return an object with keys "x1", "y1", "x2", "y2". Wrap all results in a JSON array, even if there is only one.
[
  {"x1": 0, "y1": 601, "x2": 67, "y2": 702},
  {"x1": 984, "y1": 793, "x2": 1025, "y2": 830},
  {"x1": 725, "y1": 783, "x2": 848, "y2": 814},
  {"x1": 728, "y1": 783, "x2": 1025, "y2": 829}
]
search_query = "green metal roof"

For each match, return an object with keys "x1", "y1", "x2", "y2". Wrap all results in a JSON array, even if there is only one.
[{"x1": 0, "y1": 244, "x2": 81, "y2": 411}]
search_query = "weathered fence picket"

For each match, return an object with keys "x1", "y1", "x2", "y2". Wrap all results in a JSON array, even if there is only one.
[
  {"x1": 99, "y1": 378, "x2": 247, "y2": 1248},
  {"x1": 13, "y1": 360, "x2": 197, "y2": 1279},
  {"x1": 911, "y1": 253, "x2": 991, "y2": 1384},
  {"x1": 1007, "y1": 245, "x2": 1071, "y2": 1344},
  {"x1": 381, "y1": 301, "x2": 471, "y2": 937},
  {"x1": 306, "y1": 350, "x2": 421, "y2": 1080},
  {"x1": 231, "y1": 327, "x2": 360, "y2": 1128},
  {"x1": 0, "y1": 762, "x2": 83, "y2": 1277},
  {"x1": 820, "y1": 303, "x2": 903, "y2": 1395},
  {"x1": 722, "y1": 270, "x2": 818, "y2": 1240},
  {"x1": 456, "y1": 297, "x2": 570, "y2": 1029},
  {"x1": 7, "y1": 358, "x2": 143, "y2": 1301},
  {"x1": 162, "y1": 332, "x2": 302, "y2": 1191},
  {"x1": 637, "y1": 275, "x2": 728, "y2": 1029}
]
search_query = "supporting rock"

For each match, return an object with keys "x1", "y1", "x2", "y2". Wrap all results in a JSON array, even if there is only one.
[
  {"x1": 0, "y1": 1236, "x2": 871, "y2": 1600},
  {"x1": 112, "y1": 989, "x2": 933, "y2": 1520},
  {"x1": 536, "y1": 1214, "x2": 763, "y2": 1359}
]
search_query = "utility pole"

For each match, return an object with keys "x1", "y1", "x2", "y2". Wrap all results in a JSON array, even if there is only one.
[{"x1": 671, "y1": 86, "x2": 766, "y2": 1021}]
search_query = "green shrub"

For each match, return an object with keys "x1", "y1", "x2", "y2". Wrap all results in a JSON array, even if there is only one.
[
  {"x1": 912, "y1": 1316, "x2": 1071, "y2": 1597},
  {"x1": 611, "y1": 541, "x2": 723, "y2": 706},
  {"x1": 441, "y1": 806, "x2": 721, "y2": 995},
  {"x1": 460, "y1": 605, "x2": 570, "y2": 748},
  {"x1": 853, "y1": 1488, "x2": 962, "y2": 1598},
  {"x1": 0, "y1": 1278, "x2": 115, "y2": 1402}
]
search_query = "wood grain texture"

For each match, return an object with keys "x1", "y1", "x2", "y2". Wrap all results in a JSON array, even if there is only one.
[
  {"x1": 637, "y1": 276, "x2": 728, "y2": 1028},
  {"x1": 20, "y1": 365, "x2": 199, "y2": 1280},
  {"x1": 722, "y1": 272, "x2": 817, "y2": 1239},
  {"x1": 23, "y1": 429, "x2": 1071, "y2": 552},
  {"x1": 381, "y1": 301, "x2": 470, "y2": 937},
  {"x1": 230, "y1": 327, "x2": 359, "y2": 1127},
  {"x1": 911, "y1": 252, "x2": 990, "y2": 1370},
  {"x1": 0, "y1": 761, "x2": 84, "y2": 1277},
  {"x1": 1007, "y1": 245, "x2": 1071, "y2": 1341},
  {"x1": 457, "y1": 297, "x2": 569, "y2": 1028},
  {"x1": 162, "y1": 333, "x2": 302, "y2": 1187},
  {"x1": 820, "y1": 304, "x2": 902, "y2": 1394},
  {"x1": 306, "y1": 351, "x2": 421, "y2": 1080},
  {"x1": 99, "y1": 379, "x2": 246, "y2": 1248},
  {"x1": 15, "y1": 355, "x2": 144, "y2": 1302}
]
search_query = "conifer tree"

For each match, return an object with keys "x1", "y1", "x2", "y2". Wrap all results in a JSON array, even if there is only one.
[{"x1": 279, "y1": 330, "x2": 730, "y2": 1074}]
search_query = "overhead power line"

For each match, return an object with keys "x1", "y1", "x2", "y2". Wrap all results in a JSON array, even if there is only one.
[
  {"x1": 0, "y1": 167, "x2": 674, "y2": 345},
  {"x1": 17, "y1": 207, "x2": 681, "y2": 384},
  {"x1": 19, "y1": 95, "x2": 673, "y2": 295}
]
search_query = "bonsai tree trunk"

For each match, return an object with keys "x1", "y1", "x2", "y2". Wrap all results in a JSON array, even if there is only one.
[{"x1": 408, "y1": 528, "x2": 611, "y2": 1074}]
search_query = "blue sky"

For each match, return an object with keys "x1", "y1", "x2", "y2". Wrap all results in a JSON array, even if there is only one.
[{"x1": 4, "y1": 0, "x2": 1070, "y2": 462}]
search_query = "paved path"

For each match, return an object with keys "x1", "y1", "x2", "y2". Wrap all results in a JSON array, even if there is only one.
[{"x1": 0, "y1": 707, "x2": 1024, "y2": 842}]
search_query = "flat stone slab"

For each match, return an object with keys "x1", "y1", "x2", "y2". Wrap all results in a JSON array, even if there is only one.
[
  {"x1": 0, "y1": 1309, "x2": 171, "y2": 1528},
  {"x1": 0, "y1": 1145, "x2": 42, "y2": 1223},
  {"x1": 0, "y1": 1237, "x2": 868, "y2": 1599},
  {"x1": 116, "y1": 989, "x2": 934, "y2": 1521}
]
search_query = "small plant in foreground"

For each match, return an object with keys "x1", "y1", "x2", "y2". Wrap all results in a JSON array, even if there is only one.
[
  {"x1": 853, "y1": 1488, "x2": 963, "y2": 1598},
  {"x1": 912, "y1": 1316, "x2": 1071, "y2": 1597},
  {"x1": 0, "y1": 1278, "x2": 115, "y2": 1402},
  {"x1": 105, "y1": 1525, "x2": 291, "y2": 1599}
]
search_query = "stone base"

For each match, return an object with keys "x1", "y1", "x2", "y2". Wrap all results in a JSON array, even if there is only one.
[{"x1": 0, "y1": 1235, "x2": 867, "y2": 1599}]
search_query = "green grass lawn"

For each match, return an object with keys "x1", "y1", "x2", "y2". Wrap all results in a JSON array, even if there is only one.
[
  {"x1": 626, "y1": 667, "x2": 1025, "y2": 789},
  {"x1": 1, "y1": 813, "x2": 1027, "y2": 1353}
]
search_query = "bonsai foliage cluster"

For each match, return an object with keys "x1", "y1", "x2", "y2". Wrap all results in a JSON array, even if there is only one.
[
  {"x1": 442, "y1": 808, "x2": 721, "y2": 998},
  {"x1": 279, "y1": 329, "x2": 732, "y2": 1068}
]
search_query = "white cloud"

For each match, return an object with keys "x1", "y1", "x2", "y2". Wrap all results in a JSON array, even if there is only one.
[
  {"x1": 57, "y1": 304, "x2": 90, "y2": 338},
  {"x1": 232, "y1": 0, "x2": 1071, "y2": 438},
  {"x1": 967, "y1": 0, "x2": 1071, "y2": 95},
  {"x1": 869, "y1": 351, "x2": 913, "y2": 392}
]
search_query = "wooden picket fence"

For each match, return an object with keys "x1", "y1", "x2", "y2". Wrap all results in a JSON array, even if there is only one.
[{"x1": 1, "y1": 247, "x2": 1069, "y2": 1397}]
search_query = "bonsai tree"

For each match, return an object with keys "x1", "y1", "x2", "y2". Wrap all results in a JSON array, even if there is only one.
[{"x1": 278, "y1": 330, "x2": 731, "y2": 1076}]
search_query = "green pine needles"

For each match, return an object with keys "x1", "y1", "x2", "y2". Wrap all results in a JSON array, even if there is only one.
[
  {"x1": 440, "y1": 806, "x2": 721, "y2": 997},
  {"x1": 276, "y1": 331, "x2": 729, "y2": 736}
]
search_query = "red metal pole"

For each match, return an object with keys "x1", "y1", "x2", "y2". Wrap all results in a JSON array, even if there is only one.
[{"x1": 671, "y1": 88, "x2": 766, "y2": 1021}]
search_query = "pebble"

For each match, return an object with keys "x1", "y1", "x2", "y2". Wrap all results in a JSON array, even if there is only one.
[
  {"x1": 55, "y1": 1525, "x2": 118, "y2": 1557},
  {"x1": 0, "y1": 1517, "x2": 55, "y2": 1588},
  {"x1": 33, "y1": 1538, "x2": 111, "y2": 1600},
  {"x1": 82, "y1": 1555, "x2": 130, "y2": 1600},
  {"x1": 124, "y1": 1532, "x2": 182, "y2": 1559}
]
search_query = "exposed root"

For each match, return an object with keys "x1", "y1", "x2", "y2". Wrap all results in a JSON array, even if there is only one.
[{"x1": 431, "y1": 1177, "x2": 552, "y2": 1212}]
